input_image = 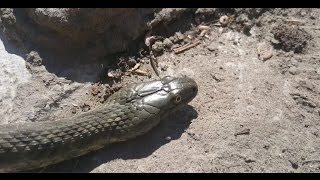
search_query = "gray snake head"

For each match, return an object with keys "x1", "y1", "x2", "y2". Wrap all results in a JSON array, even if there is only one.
[
  {"x1": 124, "y1": 75, "x2": 198, "y2": 121},
  {"x1": 105, "y1": 75, "x2": 198, "y2": 138},
  {"x1": 138, "y1": 76, "x2": 198, "y2": 118}
]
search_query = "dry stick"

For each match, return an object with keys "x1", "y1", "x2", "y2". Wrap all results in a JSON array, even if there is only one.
[
  {"x1": 173, "y1": 40, "x2": 201, "y2": 54},
  {"x1": 198, "y1": 25, "x2": 211, "y2": 31},
  {"x1": 128, "y1": 63, "x2": 141, "y2": 72},
  {"x1": 200, "y1": 30, "x2": 209, "y2": 37},
  {"x1": 148, "y1": 46, "x2": 160, "y2": 78},
  {"x1": 132, "y1": 69, "x2": 149, "y2": 76},
  {"x1": 127, "y1": 62, "x2": 149, "y2": 76},
  {"x1": 285, "y1": 19, "x2": 305, "y2": 24},
  {"x1": 173, "y1": 42, "x2": 192, "y2": 52},
  {"x1": 145, "y1": 34, "x2": 161, "y2": 78},
  {"x1": 234, "y1": 129, "x2": 250, "y2": 136}
]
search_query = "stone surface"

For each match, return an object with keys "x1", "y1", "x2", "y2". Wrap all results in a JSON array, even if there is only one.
[{"x1": 0, "y1": 36, "x2": 31, "y2": 124}]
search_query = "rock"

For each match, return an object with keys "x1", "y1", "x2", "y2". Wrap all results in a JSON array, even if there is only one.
[
  {"x1": 0, "y1": 8, "x2": 16, "y2": 25},
  {"x1": 207, "y1": 43, "x2": 219, "y2": 54},
  {"x1": 162, "y1": 38, "x2": 173, "y2": 49},
  {"x1": 127, "y1": 58, "x2": 137, "y2": 67},
  {"x1": 310, "y1": 13, "x2": 316, "y2": 19},
  {"x1": 169, "y1": 36, "x2": 175, "y2": 42},
  {"x1": 151, "y1": 41, "x2": 164, "y2": 53},
  {"x1": 173, "y1": 31, "x2": 185, "y2": 43},
  {"x1": 149, "y1": 8, "x2": 189, "y2": 27},
  {"x1": 195, "y1": 8, "x2": 217, "y2": 16},
  {"x1": 26, "y1": 51, "x2": 42, "y2": 66},
  {"x1": 0, "y1": 37, "x2": 31, "y2": 124},
  {"x1": 288, "y1": 66, "x2": 299, "y2": 75},
  {"x1": 291, "y1": 59, "x2": 298, "y2": 66},
  {"x1": 236, "y1": 14, "x2": 249, "y2": 23},
  {"x1": 0, "y1": 8, "x2": 156, "y2": 61}
]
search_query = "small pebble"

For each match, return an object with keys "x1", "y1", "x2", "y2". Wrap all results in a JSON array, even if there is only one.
[
  {"x1": 163, "y1": 38, "x2": 173, "y2": 49},
  {"x1": 169, "y1": 36, "x2": 175, "y2": 42},
  {"x1": 291, "y1": 59, "x2": 298, "y2": 66},
  {"x1": 127, "y1": 58, "x2": 137, "y2": 67},
  {"x1": 219, "y1": 15, "x2": 229, "y2": 26},
  {"x1": 26, "y1": 51, "x2": 43, "y2": 66},
  {"x1": 152, "y1": 41, "x2": 164, "y2": 53},
  {"x1": 310, "y1": 13, "x2": 316, "y2": 19},
  {"x1": 207, "y1": 43, "x2": 218, "y2": 52},
  {"x1": 288, "y1": 66, "x2": 299, "y2": 75},
  {"x1": 71, "y1": 108, "x2": 77, "y2": 114},
  {"x1": 165, "y1": 136, "x2": 172, "y2": 141},
  {"x1": 176, "y1": 32, "x2": 185, "y2": 41}
]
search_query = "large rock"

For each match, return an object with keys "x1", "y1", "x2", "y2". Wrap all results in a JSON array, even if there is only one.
[
  {"x1": 0, "y1": 8, "x2": 157, "y2": 60},
  {"x1": 0, "y1": 35, "x2": 31, "y2": 124}
]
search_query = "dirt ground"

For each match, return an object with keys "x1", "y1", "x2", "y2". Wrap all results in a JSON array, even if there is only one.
[{"x1": 1, "y1": 8, "x2": 320, "y2": 172}]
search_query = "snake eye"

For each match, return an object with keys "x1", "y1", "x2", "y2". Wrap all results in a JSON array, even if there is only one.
[{"x1": 174, "y1": 95, "x2": 182, "y2": 104}]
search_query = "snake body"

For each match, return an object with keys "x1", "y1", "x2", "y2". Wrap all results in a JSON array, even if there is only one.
[{"x1": 0, "y1": 76, "x2": 198, "y2": 172}]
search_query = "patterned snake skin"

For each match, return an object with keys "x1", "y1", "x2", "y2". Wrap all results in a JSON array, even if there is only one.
[{"x1": 0, "y1": 76, "x2": 198, "y2": 172}]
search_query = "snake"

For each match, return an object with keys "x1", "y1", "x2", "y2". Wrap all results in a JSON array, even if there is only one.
[{"x1": 0, "y1": 76, "x2": 198, "y2": 172}]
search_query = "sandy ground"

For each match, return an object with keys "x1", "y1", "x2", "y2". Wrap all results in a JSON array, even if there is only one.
[{"x1": 1, "y1": 8, "x2": 320, "y2": 172}]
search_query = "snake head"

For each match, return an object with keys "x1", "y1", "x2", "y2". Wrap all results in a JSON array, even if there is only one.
[
  {"x1": 105, "y1": 75, "x2": 198, "y2": 140},
  {"x1": 160, "y1": 75, "x2": 198, "y2": 106},
  {"x1": 136, "y1": 75, "x2": 198, "y2": 119}
]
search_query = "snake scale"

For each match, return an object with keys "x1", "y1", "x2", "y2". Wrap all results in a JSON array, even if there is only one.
[{"x1": 0, "y1": 76, "x2": 198, "y2": 172}]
